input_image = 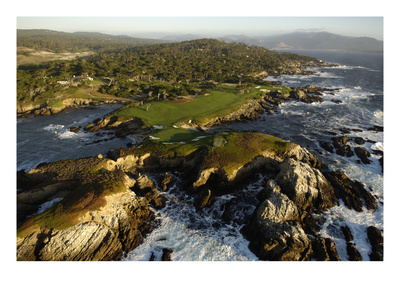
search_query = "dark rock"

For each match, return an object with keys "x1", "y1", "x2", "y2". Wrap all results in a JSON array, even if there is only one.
[
  {"x1": 311, "y1": 236, "x2": 341, "y2": 261},
  {"x1": 332, "y1": 135, "x2": 349, "y2": 148},
  {"x1": 161, "y1": 248, "x2": 173, "y2": 261},
  {"x1": 353, "y1": 137, "x2": 366, "y2": 145},
  {"x1": 367, "y1": 125, "x2": 383, "y2": 132},
  {"x1": 341, "y1": 225, "x2": 354, "y2": 242},
  {"x1": 354, "y1": 147, "x2": 371, "y2": 164},
  {"x1": 304, "y1": 85, "x2": 323, "y2": 93},
  {"x1": 160, "y1": 172, "x2": 174, "y2": 192},
  {"x1": 331, "y1": 99, "x2": 343, "y2": 104},
  {"x1": 290, "y1": 88, "x2": 307, "y2": 100},
  {"x1": 372, "y1": 149, "x2": 383, "y2": 156},
  {"x1": 353, "y1": 181, "x2": 377, "y2": 210},
  {"x1": 336, "y1": 145, "x2": 354, "y2": 157},
  {"x1": 69, "y1": 127, "x2": 80, "y2": 133},
  {"x1": 133, "y1": 174, "x2": 165, "y2": 208},
  {"x1": 221, "y1": 201, "x2": 233, "y2": 223},
  {"x1": 379, "y1": 156, "x2": 383, "y2": 173},
  {"x1": 346, "y1": 242, "x2": 363, "y2": 261},
  {"x1": 320, "y1": 141, "x2": 334, "y2": 153},
  {"x1": 323, "y1": 171, "x2": 377, "y2": 212},
  {"x1": 339, "y1": 128, "x2": 352, "y2": 134},
  {"x1": 367, "y1": 226, "x2": 383, "y2": 261},
  {"x1": 195, "y1": 189, "x2": 215, "y2": 209},
  {"x1": 84, "y1": 123, "x2": 95, "y2": 131},
  {"x1": 323, "y1": 130, "x2": 337, "y2": 136}
]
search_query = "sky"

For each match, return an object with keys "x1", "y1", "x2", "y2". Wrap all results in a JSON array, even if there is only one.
[{"x1": 17, "y1": 16, "x2": 383, "y2": 40}]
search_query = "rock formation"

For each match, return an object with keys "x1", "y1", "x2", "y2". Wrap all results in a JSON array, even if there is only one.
[
  {"x1": 16, "y1": 131, "x2": 379, "y2": 261},
  {"x1": 17, "y1": 98, "x2": 128, "y2": 118}
]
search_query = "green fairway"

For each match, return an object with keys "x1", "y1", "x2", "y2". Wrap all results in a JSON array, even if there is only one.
[
  {"x1": 111, "y1": 83, "x2": 290, "y2": 143},
  {"x1": 113, "y1": 90, "x2": 247, "y2": 127}
]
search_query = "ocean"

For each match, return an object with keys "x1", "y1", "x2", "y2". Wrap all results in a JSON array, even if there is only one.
[{"x1": 17, "y1": 50, "x2": 384, "y2": 261}]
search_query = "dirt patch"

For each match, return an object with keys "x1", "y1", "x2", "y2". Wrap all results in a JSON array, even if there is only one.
[
  {"x1": 17, "y1": 47, "x2": 94, "y2": 66},
  {"x1": 170, "y1": 98, "x2": 194, "y2": 104}
]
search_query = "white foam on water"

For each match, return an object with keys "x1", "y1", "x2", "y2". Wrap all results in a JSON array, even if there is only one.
[
  {"x1": 25, "y1": 197, "x2": 64, "y2": 218},
  {"x1": 36, "y1": 197, "x2": 63, "y2": 215},
  {"x1": 317, "y1": 200, "x2": 383, "y2": 261},
  {"x1": 122, "y1": 214, "x2": 257, "y2": 261},
  {"x1": 43, "y1": 124, "x2": 64, "y2": 133},
  {"x1": 58, "y1": 130, "x2": 83, "y2": 140},
  {"x1": 123, "y1": 174, "x2": 264, "y2": 261}
]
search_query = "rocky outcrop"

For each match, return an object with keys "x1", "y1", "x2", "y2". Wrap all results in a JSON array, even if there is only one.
[
  {"x1": 201, "y1": 98, "x2": 269, "y2": 127},
  {"x1": 17, "y1": 98, "x2": 127, "y2": 118},
  {"x1": 17, "y1": 131, "x2": 375, "y2": 261},
  {"x1": 289, "y1": 85, "x2": 324, "y2": 103},
  {"x1": 245, "y1": 178, "x2": 336, "y2": 261},
  {"x1": 85, "y1": 116, "x2": 152, "y2": 139},
  {"x1": 17, "y1": 190, "x2": 154, "y2": 261},
  {"x1": 367, "y1": 226, "x2": 383, "y2": 261},
  {"x1": 244, "y1": 157, "x2": 339, "y2": 261},
  {"x1": 318, "y1": 134, "x2": 382, "y2": 168},
  {"x1": 17, "y1": 156, "x2": 161, "y2": 261},
  {"x1": 322, "y1": 171, "x2": 377, "y2": 211},
  {"x1": 274, "y1": 158, "x2": 336, "y2": 213}
]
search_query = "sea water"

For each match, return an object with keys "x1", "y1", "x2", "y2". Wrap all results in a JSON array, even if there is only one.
[
  {"x1": 17, "y1": 50, "x2": 384, "y2": 261},
  {"x1": 17, "y1": 104, "x2": 132, "y2": 171}
]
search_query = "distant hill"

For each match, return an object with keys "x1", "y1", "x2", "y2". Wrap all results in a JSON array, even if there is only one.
[
  {"x1": 160, "y1": 34, "x2": 205, "y2": 42},
  {"x1": 17, "y1": 29, "x2": 167, "y2": 53},
  {"x1": 221, "y1": 32, "x2": 383, "y2": 52}
]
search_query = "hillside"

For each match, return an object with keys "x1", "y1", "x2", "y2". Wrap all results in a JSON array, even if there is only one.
[
  {"x1": 17, "y1": 38, "x2": 329, "y2": 106},
  {"x1": 221, "y1": 31, "x2": 383, "y2": 52},
  {"x1": 17, "y1": 29, "x2": 166, "y2": 53}
]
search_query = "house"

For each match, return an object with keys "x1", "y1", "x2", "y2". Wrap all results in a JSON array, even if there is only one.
[{"x1": 57, "y1": 80, "x2": 69, "y2": 85}]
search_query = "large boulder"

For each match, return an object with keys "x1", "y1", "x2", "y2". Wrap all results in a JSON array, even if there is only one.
[
  {"x1": 274, "y1": 158, "x2": 337, "y2": 212},
  {"x1": 246, "y1": 180, "x2": 312, "y2": 261}
]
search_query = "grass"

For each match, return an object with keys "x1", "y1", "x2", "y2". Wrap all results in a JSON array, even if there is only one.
[
  {"x1": 112, "y1": 88, "x2": 253, "y2": 126},
  {"x1": 108, "y1": 83, "x2": 291, "y2": 145},
  {"x1": 113, "y1": 83, "x2": 289, "y2": 126},
  {"x1": 202, "y1": 132, "x2": 291, "y2": 176},
  {"x1": 122, "y1": 131, "x2": 290, "y2": 177}
]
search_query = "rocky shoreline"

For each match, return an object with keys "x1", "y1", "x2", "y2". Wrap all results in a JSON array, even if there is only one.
[
  {"x1": 16, "y1": 78, "x2": 383, "y2": 261},
  {"x1": 17, "y1": 98, "x2": 129, "y2": 118},
  {"x1": 17, "y1": 131, "x2": 382, "y2": 261}
]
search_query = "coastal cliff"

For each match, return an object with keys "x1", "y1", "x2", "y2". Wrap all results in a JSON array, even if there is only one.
[{"x1": 16, "y1": 132, "x2": 380, "y2": 261}]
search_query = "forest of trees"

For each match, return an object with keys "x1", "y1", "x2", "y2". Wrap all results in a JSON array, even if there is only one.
[
  {"x1": 17, "y1": 29, "x2": 163, "y2": 53},
  {"x1": 17, "y1": 36, "x2": 322, "y2": 103}
]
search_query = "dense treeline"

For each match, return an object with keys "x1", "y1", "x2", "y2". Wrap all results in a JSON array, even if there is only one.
[
  {"x1": 17, "y1": 38, "x2": 322, "y2": 103},
  {"x1": 17, "y1": 29, "x2": 164, "y2": 53}
]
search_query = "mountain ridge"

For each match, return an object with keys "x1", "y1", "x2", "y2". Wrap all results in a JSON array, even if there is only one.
[{"x1": 220, "y1": 31, "x2": 383, "y2": 52}]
